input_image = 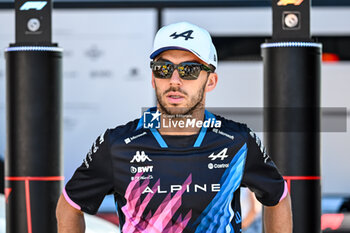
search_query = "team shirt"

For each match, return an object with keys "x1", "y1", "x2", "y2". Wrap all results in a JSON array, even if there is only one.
[{"x1": 64, "y1": 108, "x2": 287, "y2": 233}]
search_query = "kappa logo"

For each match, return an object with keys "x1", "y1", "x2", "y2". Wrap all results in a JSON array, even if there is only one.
[
  {"x1": 277, "y1": 0, "x2": 304, "y2": 6},
  {"x1": 170, "y1": 30, "x2": 194, "y2": 40},
  {"x1": 208, "y1": 148, "x2": 229, "y2": 161},
  {"x1": 130, "y1": 151, "x2": 152, "y2": 163},
  {"x1": 20, "y1": 1, "x2": 47, "y2": 10}
]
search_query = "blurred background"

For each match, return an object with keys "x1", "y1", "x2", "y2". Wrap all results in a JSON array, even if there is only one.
[{"x1": 0, "y1": 0, "x2": 349, "y2": 232}]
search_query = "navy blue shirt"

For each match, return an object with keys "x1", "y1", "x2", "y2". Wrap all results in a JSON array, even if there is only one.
[{"x1": 65, "y1": 109, "x2": 285, "y2": 233}]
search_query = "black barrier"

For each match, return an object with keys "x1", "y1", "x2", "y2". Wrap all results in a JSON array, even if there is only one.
[
  {"x1": 5, "y1": 47, "x2": 63, "y2": 233},
  {"x1": 263, "y1": 0, "x2": 322, "y2": 232},
  {"x1": 5, "y1": 0, "x2": 63, "y2": 233},
  {"x1": 262, "y1": 42, "x2": 322, "y2": 233}
]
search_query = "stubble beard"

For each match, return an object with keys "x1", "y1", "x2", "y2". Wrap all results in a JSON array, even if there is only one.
[{"x1": 155, "y1": 82, "x2": 207, "y2": 117}]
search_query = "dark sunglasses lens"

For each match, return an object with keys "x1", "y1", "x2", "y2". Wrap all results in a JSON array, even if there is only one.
[
  {"x1": 178, "y1": 63, "x2": 202, "y2": 80},
  {"x1": 152, "y1": 62, "x2": 173, "y2": 79}
]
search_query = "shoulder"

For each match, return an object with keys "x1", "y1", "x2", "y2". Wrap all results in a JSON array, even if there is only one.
[
  {"x1": 106, "y1": 118, "x2": 143, "y2": 144},
  {"x1": 214, "y1": 114, "x2": 250, "y2": 136}
]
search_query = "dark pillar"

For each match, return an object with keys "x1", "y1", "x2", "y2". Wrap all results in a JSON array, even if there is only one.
[
  {"x1": 262, "y1": 0, "x2": 322, "y2": 232},
  {"x1": 5, "y1": 1, "x2": 63, "y2": 233}
]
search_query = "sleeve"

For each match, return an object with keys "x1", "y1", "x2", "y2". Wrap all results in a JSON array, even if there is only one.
[
  {"x1": 241, "y1": 127, "x2": 286, "y2": 206},
  {"x1": 63, "y1": 129, "x2": 114, "y2": 214}
]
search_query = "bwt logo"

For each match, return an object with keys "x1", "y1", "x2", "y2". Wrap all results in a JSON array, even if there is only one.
[
  {"x1": 20, "y1": 1, "x2": 47, "y2": 11},
  {"x1": 130, "y1": 166, "x2": 154, "y2": 174},
  {"x1": 143, "y1": 110, "x2": 161, "y2": 129}
]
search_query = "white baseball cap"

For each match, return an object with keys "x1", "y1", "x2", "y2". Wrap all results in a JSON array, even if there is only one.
[{"x1": 150, "y1": 22, "x2": 218, "y2": 69}]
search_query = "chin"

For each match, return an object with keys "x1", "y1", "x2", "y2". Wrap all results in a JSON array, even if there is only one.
[{"x1": 164, "y1": 105, "x2": 190, "y2": 116}]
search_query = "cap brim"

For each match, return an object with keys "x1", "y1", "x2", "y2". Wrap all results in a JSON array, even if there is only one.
[{"x1": 150, "y1": 46, "x2": 190, "y2": 59}]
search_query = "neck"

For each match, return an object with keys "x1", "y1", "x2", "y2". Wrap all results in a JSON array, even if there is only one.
[{"x1": 157, "y1": 106, "x2": 205, "y2": 136}]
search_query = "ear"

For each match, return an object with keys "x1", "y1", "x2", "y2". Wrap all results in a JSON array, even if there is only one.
[
  {"x1": 151, "y1": 73, "x2": 155, "y2": 89},
  {"x1": 205, "y1": 73, "x2": 218, "y2": 93}
]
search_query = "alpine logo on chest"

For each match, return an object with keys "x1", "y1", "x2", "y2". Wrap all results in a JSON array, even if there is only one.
[
  {"x1": 208, "y1": 148, "x2": 229, "y2": 161},
  {"x1": 207, "y1": 148, "x2": 230, "y2": 170}
]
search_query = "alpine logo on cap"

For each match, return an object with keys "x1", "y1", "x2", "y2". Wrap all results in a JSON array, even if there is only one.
[{"x1": 170, "y1": 30, "x2": 194, "y2": 40}]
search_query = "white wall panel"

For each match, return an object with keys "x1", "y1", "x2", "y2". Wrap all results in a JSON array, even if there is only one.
[{"x1": 164, "y1": 7, "x2": 350, "y2": 36}]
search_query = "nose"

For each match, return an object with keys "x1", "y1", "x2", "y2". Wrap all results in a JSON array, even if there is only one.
[{"x1": 169, "y1": 69, "x2": 182, "y2": 86}]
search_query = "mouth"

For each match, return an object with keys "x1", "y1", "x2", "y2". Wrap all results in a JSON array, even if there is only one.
[{"x1": 166, "y1": 92, "x2": 185, "y2": 104}]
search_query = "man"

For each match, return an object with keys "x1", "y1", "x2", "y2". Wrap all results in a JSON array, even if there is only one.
[{"x1": 56, "y1": 21, "x2": 292, "y2": 233}]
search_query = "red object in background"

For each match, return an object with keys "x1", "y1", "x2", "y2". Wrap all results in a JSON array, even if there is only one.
[
  {"x1": 283, "y1": 176, "x2": 321, "y2": 194},
  {"x1": 321, "y1": 213, "x2": 344, "y2": 230},
  {"x1": 96, "y1": 213, "x2": 120, "y2": 226},
  {"x1": 5, "y1": 188, "x2": 12, "y2": 203},
  {"x1": 5, "y1": 176, "x2": 64, "y2": 233},
  {"x1": 322, "y1": 53, "x2": 340, "y2": 62}
]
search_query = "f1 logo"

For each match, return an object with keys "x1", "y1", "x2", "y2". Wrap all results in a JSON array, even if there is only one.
[
  {"x1": 20, "y1": 1, "x2": 47, "y2": 11},
  {"x1": 277, "y1": 0, "x2": 304, "y2": 6}
]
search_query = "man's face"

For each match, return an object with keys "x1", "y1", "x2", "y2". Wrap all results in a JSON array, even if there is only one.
[{"x1": 151, "y1": 50, "x2": 217, "y2": 116}]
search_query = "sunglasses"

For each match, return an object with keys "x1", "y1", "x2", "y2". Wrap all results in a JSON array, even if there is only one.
[{"x1": 150, "y1": 61, "x2": 213, "y2": 80}]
